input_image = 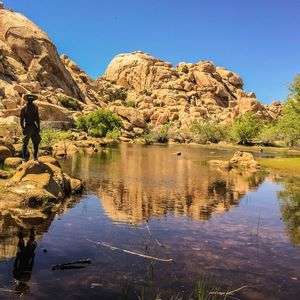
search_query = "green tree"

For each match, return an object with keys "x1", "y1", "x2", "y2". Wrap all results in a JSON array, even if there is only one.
[
  {"x1": 76, "y1": 109, "x2": 122, "y2": 138},
  {"x1": 230, "y1": 112, "x2": 262, "y2": 145},
  {"x1": 190, "y1": 121, "x2": 229, "y2": 144},
  {"x1": 276, "y1": 74, "x2": 300, "y2": 148},
  {"x1": 258, "y1": 122, "x2": 278, "y2": 146}
]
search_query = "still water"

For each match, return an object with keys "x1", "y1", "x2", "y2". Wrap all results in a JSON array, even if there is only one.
[{"x1": 0, "y1": 144, "x2": 300, "y2": 300}]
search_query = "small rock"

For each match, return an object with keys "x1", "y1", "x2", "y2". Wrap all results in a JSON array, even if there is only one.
[
  {"x1": 4, "y1": 157, "x2": 22, "y2": 168},
  {"x1": 0, "y1": 145, "x2": 13, "y2": 162},
  {"x1": 2, "y1": 99, "x2": 17, "y2": 110},
  {"x1": 13, "y1": 84, "x2": 28, "y2": 94},
  {"x1": 0, "y1": 170, "x2": 9, "y2": 179}
]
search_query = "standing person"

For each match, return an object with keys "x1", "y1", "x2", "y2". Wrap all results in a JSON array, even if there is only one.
[{"x1": 20, "y1": 94, "x2": 41, "y2": 162}]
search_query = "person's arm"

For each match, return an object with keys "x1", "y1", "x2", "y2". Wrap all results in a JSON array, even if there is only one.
[
  {"x1": 20, "y1": 107, "x2": 25, "y2": 130},
  {"x1": 36, "y1": 106, "x2": 40, "y2": 131}
]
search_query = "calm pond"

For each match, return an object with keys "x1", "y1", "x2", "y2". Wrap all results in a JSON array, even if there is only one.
[{"x1": 0, "y1": 144, "x2": 300, "y2": 300}]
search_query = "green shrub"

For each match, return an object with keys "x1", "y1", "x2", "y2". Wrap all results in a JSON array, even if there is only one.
[
  {"x1": 40, "y1": 129, "x2": 72, "y2": 148},
  {"x1": 275, "y1": 74, "x2": 300, "y2": 148},
  {"x1": 57, "y1": 95, "x2": 81, "y2": 111},
  {"x1": 230, "y1": 112, "x2": 262, "y2": 144},
  {"x1": 105, "y1": 128, "x2": 121, "y2": 140},
  {"x1": 76, "y1": 109, "x2": 122, "y2": 138},
  {"x1": 151, "y1": 123, "x2": 172, "y2": 143},
  {"x1": 108, "y1": 87, "x2": 127, "y2": 101},
  {"x1": 125, "y1": 100, "x2": 136, "y2": 107},
  {"x1": 190, "y1": 121, "x2": 229, "y2": 144},
  {"x1": 258, "y1": 123, "x2": 278, "y2": 146},
  {"x1": 135, "y1": 133, "x2": 154, "y2": 145},
  {"x1": 181, "y1": 65, "x2": 189, "y2": 74}
]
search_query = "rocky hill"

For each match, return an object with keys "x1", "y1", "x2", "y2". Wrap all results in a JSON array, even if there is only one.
[{"x1": 0, "y1": 3, "x2": 281, "y2": 140}]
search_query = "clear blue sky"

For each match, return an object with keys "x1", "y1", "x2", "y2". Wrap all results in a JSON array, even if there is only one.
[{"x1": 4, "y1": 0, "x2": 300, "y2": 103}]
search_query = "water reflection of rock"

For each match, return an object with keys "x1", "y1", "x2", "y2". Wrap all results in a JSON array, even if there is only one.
[
  {"x1": 98, "y1": 168, "x2": 265, "y2": 224},
  {"x1": 61, "y1": 146, "x2": 264, "y2": 224},
  {"x1": 0, "y1": 196, "x2": 79, "y2": 261}
]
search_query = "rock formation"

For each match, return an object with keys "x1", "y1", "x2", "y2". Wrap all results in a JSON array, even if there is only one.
[
  {"x1": 3, "y1": 156, "x2": 83, "y2": 203},
  {"x1": 0, "y1": 3, "x2": 282, "y2": 141},
  {"x1": 209, "y1": 151, "x2": 260, "y2": 170},
  {"x1": 101, "y1": 52, "x2": 280, "y2": 136}
]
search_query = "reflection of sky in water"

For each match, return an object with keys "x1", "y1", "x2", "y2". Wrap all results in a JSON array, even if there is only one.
[{"x1": 0, "y1": 144, "x2": 300, "y2": 299}]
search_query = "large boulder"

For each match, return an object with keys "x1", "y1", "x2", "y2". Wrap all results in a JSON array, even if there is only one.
[
  {"x1": 5, "y1": 157, "x2": 83, "y2": 203},
  {"x1": 110, "y1": 105, "x2": 146, "y2": 128},
  {"x1": 35, "y1": 101, "x2": 70, "y2": 122},
  {"x1": 0, "y1": 8, "x2": 83, "y2": 99},
  {"x1": 103, "y1": 51, "x2": 175, "y2": 92}
]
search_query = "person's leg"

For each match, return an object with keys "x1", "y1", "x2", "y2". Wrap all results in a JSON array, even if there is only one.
[
  {"x1": 22, "y1": 131, "x2": 30, "y2": 161},
  {"x1": 32, "y1": 130, "x2": 41, "y2": 160}
]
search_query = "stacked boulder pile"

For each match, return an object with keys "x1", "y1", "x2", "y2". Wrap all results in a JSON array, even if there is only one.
[{"x1": 0, "y1": 3, "x2": 282, "y2": 141}]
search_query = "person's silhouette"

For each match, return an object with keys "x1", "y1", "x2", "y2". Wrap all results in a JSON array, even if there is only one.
[{"x1": 13, "y1": 228, "x2": 37, "y2": 295}]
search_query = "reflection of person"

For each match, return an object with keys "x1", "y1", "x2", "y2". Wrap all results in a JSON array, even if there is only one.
[
  {"x1": 20, "y1": 94, "x2": 41, "y2": 162},
  {"x1": 13, "y1": 228, "x2": 37, "y2": 295}
]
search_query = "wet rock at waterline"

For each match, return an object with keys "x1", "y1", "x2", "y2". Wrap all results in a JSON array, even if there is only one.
[
  {"x1": 229, "y1": 151, "x2": 260, "y2": 169},
  {"x1": 3, "y1": 156, "x2": 83, "y2": 204},
  {"x1": 209, "y1": 151, "x2": 260, "y2": 171}
]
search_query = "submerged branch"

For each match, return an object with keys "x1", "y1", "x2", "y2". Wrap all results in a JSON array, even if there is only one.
[
  {"x1": 51, "y1": 259, "x2": 91, "y2": 271},
  {"x1": 87, "y1": 239, "x2": 174, "y2": 263}
]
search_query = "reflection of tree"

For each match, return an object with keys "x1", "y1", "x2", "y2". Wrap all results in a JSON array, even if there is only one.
[{"x1": 277, "y1": 176, "x2": 300, "y2": 246}]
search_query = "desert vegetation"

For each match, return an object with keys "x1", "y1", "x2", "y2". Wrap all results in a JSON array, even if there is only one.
[{"x1": 76, "y1": 109, "x2": 122, "y2": 138}]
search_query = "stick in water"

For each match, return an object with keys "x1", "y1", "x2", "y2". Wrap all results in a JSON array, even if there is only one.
[{"x1": 86, "y1": 239, "x2": 174, "y2": 263}]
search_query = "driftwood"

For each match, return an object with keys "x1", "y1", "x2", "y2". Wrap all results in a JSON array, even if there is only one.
[
  {"x1": 51, "y1": 259, "x2": 91, "y2": 271},
  {"x1": 87, "y1": 239, "x2": 174, "y2": 263}
]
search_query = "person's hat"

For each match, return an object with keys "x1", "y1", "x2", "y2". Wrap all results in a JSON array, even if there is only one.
[{"x1": 23, "y1": 94, "x2": 38, "y2": 101}]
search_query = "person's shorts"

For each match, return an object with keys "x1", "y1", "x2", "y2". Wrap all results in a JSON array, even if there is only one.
[{"x1": 23, "y1": 125, "x2": 41, "y2": 145}]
